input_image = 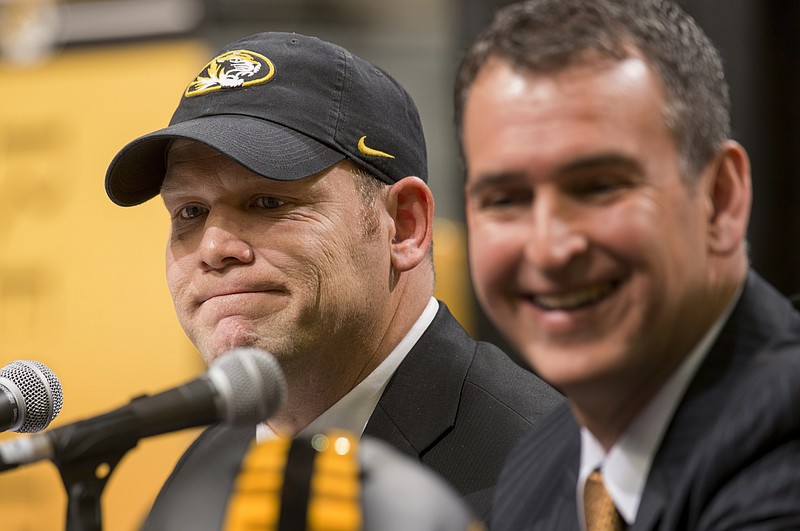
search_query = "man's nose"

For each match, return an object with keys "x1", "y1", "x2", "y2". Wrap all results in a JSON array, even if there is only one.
[
  {"x1": 198, "y1": 214, "x2": 255, "y2": 270},
  {"x1": 523, "y1": 195, "x2": 588, "y2": 271}
]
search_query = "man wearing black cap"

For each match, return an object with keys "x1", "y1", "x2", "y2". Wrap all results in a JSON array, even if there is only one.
[{"x1": 105, "y1": 32, "x2": 562, "y2": 525}]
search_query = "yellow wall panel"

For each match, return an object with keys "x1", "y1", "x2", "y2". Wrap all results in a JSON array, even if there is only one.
[
  {"x1": 0, "y1": 40, "x2": 210, "y2": 531},
  {"x1": 432, "y1": 218, "x2": 474, "y2": 334}
]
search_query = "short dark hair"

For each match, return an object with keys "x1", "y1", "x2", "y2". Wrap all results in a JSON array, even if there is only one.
[
  {"x1": 351, "y1": 165, "x2": 388, "y2": 238},
  {"x1": 454, "y1": 0, "x2": 730, "y2": 180},
  {"x1": 350, "y1": 166, "x2": 436, "y2": 267}
]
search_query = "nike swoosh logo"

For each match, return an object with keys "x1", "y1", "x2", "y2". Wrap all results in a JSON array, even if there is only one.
[{"x1": 357, "y1": 136, "x2": 395, "y2": 159}]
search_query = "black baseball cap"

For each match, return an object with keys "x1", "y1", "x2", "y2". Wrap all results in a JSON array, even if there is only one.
[{"x1": 105, "y1": 32, "x2": 427, "y2": 206}]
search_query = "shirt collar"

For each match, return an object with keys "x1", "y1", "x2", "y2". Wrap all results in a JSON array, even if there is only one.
[
  {"x1": 257, "y1": 297, "x2": 439, "y2": 442},
  {"x1": 578, "y1": 288, "x2": 741, "y2": 527}
]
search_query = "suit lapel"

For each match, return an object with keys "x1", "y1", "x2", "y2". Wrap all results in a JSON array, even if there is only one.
[
  {"x1": 539, "y1": 412, "x2": 581, "y2": 530},
  {"x1": 492, "y1": 404, "x2": 580, "y2": 530},
  {"x1": 633, "y1": 328, "x2": 740, "y2": 530},
  {"x1": 635, "y1": 271, "x2": 799, "y2": 530},
  {"x1": 144, "y1": 423, "x2": 256, "y2": 530},
  {"x1": 363, "y1": 303, "x2": 472, "y2": 457}
]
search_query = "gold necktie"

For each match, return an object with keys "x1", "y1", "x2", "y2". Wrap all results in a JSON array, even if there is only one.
[{"x1": 584, "y1": 470, "x2": 626, "y2": 531}]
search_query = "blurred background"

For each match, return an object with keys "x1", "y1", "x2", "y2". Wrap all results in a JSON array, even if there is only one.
[{"x1": 0, "y1": 0, "x2": 797, "y2": 529}]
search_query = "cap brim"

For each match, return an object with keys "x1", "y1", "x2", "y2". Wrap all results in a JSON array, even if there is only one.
[{"x1": 105, "y1": 114, "x2": 346, "y2": 206}]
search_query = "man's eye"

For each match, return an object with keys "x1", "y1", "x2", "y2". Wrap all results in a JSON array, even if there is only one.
[
  {"x1": 583, "y1": 180, "x2": 617, "y2": 193},
  {"x1": 476, "y1": 190, "x2": 531, "y2": 210},
  {"x1": 571, "y1": 178, "x2": 629, "y2": 199},
  {"x1": 569, "y1": 168, "x2": 639, "y2": 195},
  {"x1": 254, "y1": 196, "x2": 286, "y2": 209},
  {"x1": 178, "y1": 204, "x2": 208, "y2": 219}
]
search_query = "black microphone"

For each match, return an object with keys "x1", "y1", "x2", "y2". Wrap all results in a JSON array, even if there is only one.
[
  {"x1": 0, "y1": 347, "x2": 285, "y2": 471},
  {"x1": 0, "y1": 360, "x2": 64, "y2": 433}
]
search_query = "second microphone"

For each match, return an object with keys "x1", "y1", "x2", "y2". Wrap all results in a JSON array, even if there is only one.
[{"x1": 0, "y1": 347, "x2": 285, "y2": 471}]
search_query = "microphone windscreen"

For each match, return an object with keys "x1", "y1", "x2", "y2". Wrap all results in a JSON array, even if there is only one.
[
  {"x1": 0, "y1": 360, "x2": 63, "y2": 433},
  {"x1": 359, "y1": 436, "x2": 482, "y2": 531},
  {"x1": 209, "y1": 347, "x2": 286, "y2": 424}
]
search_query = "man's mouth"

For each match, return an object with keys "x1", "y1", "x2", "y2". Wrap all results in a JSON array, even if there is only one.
[
  {"x1": 202, "y1": 290, "x2": 255, "y2": 304},
  {"x1": 529, "y1": 281, "x2": 618, "y2": 311}
]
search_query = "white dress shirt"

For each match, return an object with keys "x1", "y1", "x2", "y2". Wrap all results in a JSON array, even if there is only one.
[
  {"x1": 577, "y1": 291, "x2": 740, "y2": 529},
  {"x1": 256, "y1": 297, "x2": 439, "y2": 442}
]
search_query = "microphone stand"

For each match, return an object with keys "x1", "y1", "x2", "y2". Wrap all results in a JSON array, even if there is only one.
[
  {"x1": 57, "y1": 446, "x2": 133, "y2": 531},
  {"x1": 51, "y1": 399, "x2": 143, "y2": 531}
]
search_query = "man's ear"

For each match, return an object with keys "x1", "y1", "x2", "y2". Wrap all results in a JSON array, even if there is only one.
[
  {"x1": 387, "y1": 177, "x2": 434, "y2": 272},
  {"x1": 704, "y1": 140, "x2": 752, "y2": 254}
]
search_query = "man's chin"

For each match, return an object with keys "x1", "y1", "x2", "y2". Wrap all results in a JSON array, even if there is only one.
[
  {"x1": 199, "y1": 337, "x2": 262, "y2": 366},
  {"x1": 515, "y1": 341, "x2": 609, "y2": 387}
]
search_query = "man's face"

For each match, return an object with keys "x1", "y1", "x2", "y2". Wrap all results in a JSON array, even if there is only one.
[
  {"x1": 162, "y1": 141, "x2": 390, "y2": 367},
  {"x1": 463, "y1": 57, "x2": 716, "y2": 396}
]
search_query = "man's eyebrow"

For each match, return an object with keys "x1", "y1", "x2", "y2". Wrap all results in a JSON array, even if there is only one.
[
  {"x1": 159, "y1": 180, "x2": 183, "y2": 198},
  {"x1": 159, "y1": 177, "x2": 205, "y2": 200},
  {"x1": 467, "y1": 153, "x2": 644, "y2": 197},
  {"x1": 557, "y1": 153, "x2": 644, "y2": 176},
  {"x1": 466, "y1": 171, "x2": 527, "y2": 197}
]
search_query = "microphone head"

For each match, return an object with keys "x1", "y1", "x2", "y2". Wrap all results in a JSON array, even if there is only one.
[
  {"x1": 0, "y1": 360, "x2": 64, "y2": 433},
  {"x1": 207, "y1": 348, "x2": 286, "y2": 424}
]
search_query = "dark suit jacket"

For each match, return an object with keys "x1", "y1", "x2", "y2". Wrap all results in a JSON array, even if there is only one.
[
  {"x1": 143, "y1": 302, "x2": 562, "y2": 529},
  {"x1": 490, "y1": 271, "x2": 800, "y2": 531}
]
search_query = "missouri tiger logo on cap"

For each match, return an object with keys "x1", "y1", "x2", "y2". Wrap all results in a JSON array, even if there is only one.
[{"x1": 185, "y1": 50, "x2": 275, "y2": 97}]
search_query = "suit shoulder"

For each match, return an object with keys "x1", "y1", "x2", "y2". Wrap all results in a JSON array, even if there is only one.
[{"x1": 465, "y1": 340, "x2": 564, "y2": 422}]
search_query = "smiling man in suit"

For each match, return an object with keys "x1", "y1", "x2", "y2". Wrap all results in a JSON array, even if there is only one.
[{"x1": 456, "y1": 0, "x2": 800, "y2": 529}]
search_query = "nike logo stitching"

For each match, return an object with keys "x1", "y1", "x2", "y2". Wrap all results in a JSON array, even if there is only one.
[{"x1": 357, "y1": 136, "x2": 395, "y2": 159}]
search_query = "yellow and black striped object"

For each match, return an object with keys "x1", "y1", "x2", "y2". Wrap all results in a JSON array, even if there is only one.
[{"x1": 224, "y1": 430, "x2": 361, "y2": 531}]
